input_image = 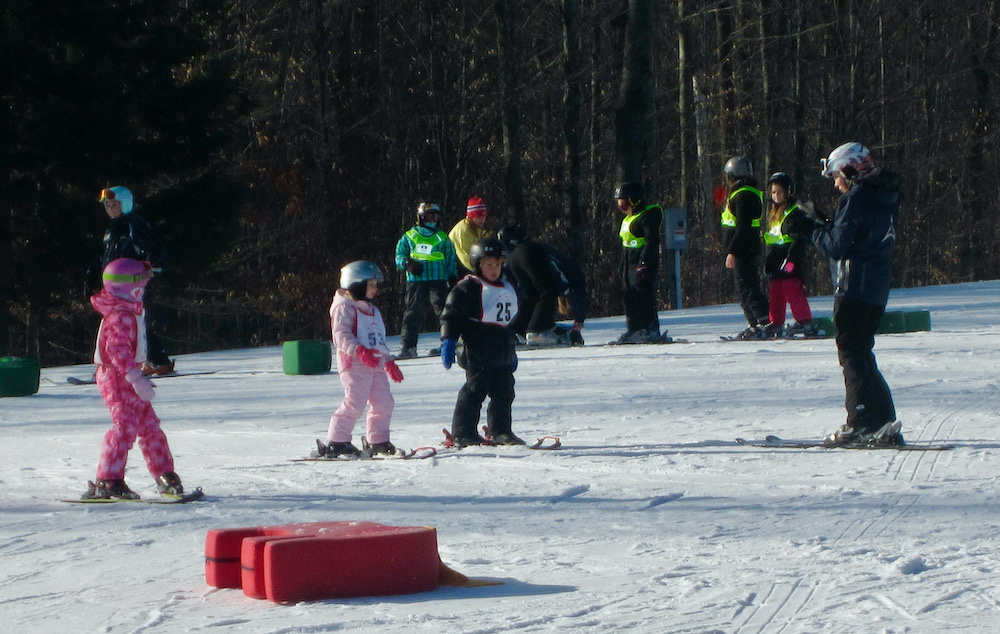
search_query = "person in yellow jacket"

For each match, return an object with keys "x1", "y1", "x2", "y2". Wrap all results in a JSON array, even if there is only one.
[{"x1": 448, "y1": 196, "x2": 491, "y2": 277}]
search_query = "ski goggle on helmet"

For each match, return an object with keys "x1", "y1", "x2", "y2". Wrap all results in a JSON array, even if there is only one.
[
  {"x1": 102, "y1": 258, "x2": 152, "y2": 301},
  {"x1": 99, "y1": 186, "x2": 134, "y2": 214}
]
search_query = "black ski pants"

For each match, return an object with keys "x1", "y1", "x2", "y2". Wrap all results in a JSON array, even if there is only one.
[
  {"x1": 834, "y1": 296, "x2": 896, "y2": 431},
  {"x1": 451, "y1": 365, "x2": 515, "y2": 440},
  {"x1": 400, "y1": 280, "x2": 449, "y2": 350},
  {"x1": 731, "y1": 256, "x2": 769, "y2": 326}
]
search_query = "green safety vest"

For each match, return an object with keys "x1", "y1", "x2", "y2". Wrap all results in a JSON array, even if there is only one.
[
  {"x1": 406, "y1": 228, "x2": 447, "y2": 261},
  {"x1": 619, "y1": 206, "x2": 654, "y2": 248},
  {"x1": 763, "y1": 204, "x2": 799, "y2": 246},
  {"x1": 720, "y1": 186, "x2": 763, "y2": 228}
]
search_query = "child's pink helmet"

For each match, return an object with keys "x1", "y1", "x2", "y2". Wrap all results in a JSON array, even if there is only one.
[{"x1": 102, "y1": 258, "x2": 152, "y2": 301}]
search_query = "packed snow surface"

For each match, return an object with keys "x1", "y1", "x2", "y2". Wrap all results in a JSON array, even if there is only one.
[{"x1": 3, "y1": 281, "x2": 1000, "y2": 633}]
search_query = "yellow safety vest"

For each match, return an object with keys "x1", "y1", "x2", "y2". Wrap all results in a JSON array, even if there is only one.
[
  {"x1": 620, "y1": 207, "x2": 652, "y2": 248},
  {"x1": 764, "y1": 205, "x2": 799, "y2": 246},
  {"x1": 406, "y1": 228, "x2": 447, "y2": 261},
  {"x1": 721, "y1": 186, "x2": 763, "y2": 228}
]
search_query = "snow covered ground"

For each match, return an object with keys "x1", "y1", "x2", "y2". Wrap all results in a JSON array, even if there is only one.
[{"x1": 3, "y1": 280, "x2": 1000, "y2": 633}]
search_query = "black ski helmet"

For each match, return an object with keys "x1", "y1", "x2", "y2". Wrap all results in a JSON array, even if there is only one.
[
  {"x1": 724, "y1": 156, "x2": 753, "y2": 181},
  {"x1": 497, "y1": 224, "x2": 528, "y2": 251},
  {"x1": 469, "y1": 237, "x2": 506, "y2": 274},
  {"x1": 614, "y1": 182, "x2": 645, "y2": 206},
  {"x1": 766, "y1": 172, "x2": 794, "y2": 196}
]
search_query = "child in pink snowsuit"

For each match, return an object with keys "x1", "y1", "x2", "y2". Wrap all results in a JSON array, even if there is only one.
[
  {"x1": 84, "y1": 258, "x2": 183, "y2": 500},
  {"x1": 317, "y1": 261, "x2": 404, "y2": 458}
]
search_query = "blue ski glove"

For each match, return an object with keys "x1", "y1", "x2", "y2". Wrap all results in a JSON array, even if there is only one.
[
  {"x1": 509, "y1": 355, "x2": 518, "y2": 373},
  {"x1": 441, "y1": 338, "x2": 457, "y2": 370}
]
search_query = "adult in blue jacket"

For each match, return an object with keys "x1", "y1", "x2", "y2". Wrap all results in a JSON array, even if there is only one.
[{"x1": 812, "y1": 142, "x2": 900, "y2": 446}]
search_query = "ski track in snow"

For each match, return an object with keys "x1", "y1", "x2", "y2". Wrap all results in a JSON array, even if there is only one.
[{"x1": 4, "y1": 282, "x2": 1000, "y2": 632}]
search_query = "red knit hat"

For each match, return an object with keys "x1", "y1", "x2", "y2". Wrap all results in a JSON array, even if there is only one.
[{"x1": 466, "y1": 196, "x2": 488, "y2": 218}]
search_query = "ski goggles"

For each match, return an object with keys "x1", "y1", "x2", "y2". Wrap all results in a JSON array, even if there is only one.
[{"x1": 99, "y1": 188, "x2": 117, "y2": 202}]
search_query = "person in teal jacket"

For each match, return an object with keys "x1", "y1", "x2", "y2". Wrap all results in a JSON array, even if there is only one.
[{"x1": 394, "y1": 202, "x2": 457, "y2": 358}]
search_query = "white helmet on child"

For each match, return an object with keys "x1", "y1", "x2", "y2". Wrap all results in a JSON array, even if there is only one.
[
  {"x1": 339, "y1": 261, "x2": 384, "y2": 289},
  {"x1": 821, "y1": 142, "x2": 873, "y2": 179}
]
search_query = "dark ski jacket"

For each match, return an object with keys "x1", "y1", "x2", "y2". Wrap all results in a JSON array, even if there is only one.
[
  {"x1": 441, "y1": 275, "x2": 518, "y2": 370},
  {"x1": 764, "y1": 204, "x2": 814, "y2": 280},
  {"x1": 722, "y1": 178, "x2": 763, "y2": 260},
  {"x1": 506, "y1": 240, "x2": 590, "y2": 327},
  {"x1": 86, "y1": 213, "x2": 166, "y2": 296},
  {"x1": 620, "y1": 203, "x2": 662, "y2": 289},
  {"x1": 812, "y1": 168, "x2": 899, "y2": 307}
]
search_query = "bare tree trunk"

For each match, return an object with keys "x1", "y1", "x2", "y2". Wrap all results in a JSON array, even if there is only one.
[
  {"x1": 496, "y1": 0, "x2": 525, "y2": 218},
  {"x1": 615, "y1": 0, "x2": 656, "y2": 191},
  {"x1": 563, "y1": 0, "x2": 584, "y2": 260}
]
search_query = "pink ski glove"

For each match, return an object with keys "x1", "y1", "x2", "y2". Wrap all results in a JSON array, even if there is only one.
[
  {"x1": 385, "y1": 360, "x2": 404, "y2": 383},
  {"x1": 356, "y1": 345, "x2": 380, "y2": 368},
  {"x1": 782, "y1": 261, "x2": 795, "y2": 273},
  {"x1": 126, "y1": 367, "x2": 155, "y2": 402}
]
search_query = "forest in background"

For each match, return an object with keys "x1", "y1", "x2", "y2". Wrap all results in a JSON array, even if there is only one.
[{"x1": 4, "y1": 0, "x2": 999, "y2": 366}]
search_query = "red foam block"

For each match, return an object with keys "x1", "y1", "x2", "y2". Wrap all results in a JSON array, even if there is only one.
[{"x1": 206, "y1": 521, "x2": 441, "y2": 603}]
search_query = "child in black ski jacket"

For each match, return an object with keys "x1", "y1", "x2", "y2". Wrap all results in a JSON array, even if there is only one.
[{"x1": 439, "y1": 238, "x2": 522, "y2": 446}]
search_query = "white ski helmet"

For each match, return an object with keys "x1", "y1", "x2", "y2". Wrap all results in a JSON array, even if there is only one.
[
  {"x1": 339, "y1": 260, "x2": 384, "y2": 289},
  {"x1": 821, "y1": 142, "x2": 873, "y2": 179}
]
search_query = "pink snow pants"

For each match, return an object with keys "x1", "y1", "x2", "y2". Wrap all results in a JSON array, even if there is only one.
[
  {"x1": 768, "y1": 277, "x2": 813, "y2": 326},
  {"x1": 95, "y1": 365, "x2": 175, "y2": 481},
  {"x1": 327, "y1": 364, "x2": 394, "y2": 444}
]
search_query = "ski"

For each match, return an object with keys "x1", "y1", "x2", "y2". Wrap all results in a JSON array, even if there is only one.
[
  {"x1": 67, "y1": 371, "x2": 216, "y2": 385},
  {"x1": 735, "y1": 436, "x2": 954, "y2": 451},
  {"x1": 62, "y1": 487, "x2": 205, "y2": 504},
  {"x1": 292, "y1": 439, "x2": 437, "y2": 461},
  {"x1": 720, "y1": 334, "x2": 831, "y2": 342},
  {"x1": 439, "y1": 428, "x2": 561, "y2": 450},
  {"x1": 606, "y1": 334, "x2": 686, "y2": 346}
]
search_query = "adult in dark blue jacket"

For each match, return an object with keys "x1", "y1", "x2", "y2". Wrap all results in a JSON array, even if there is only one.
[{"x1": 812, "y1": 142, "x2": 900, "y2": 446}]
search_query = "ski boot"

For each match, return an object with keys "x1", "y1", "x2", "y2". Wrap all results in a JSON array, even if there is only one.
[
  {"x1": 156, "y1": 471, "x2": 184, "y2": 496},
  {"x1": 315, "y1": 439, "x2": 363, "y2": 458},
  {"x1": 396, "y1": 347, "x2": 419, "y2": 360},
  {"x1": 141, "y1": 359, "x2": 175, "y2": 376},
  {"x1": 83, "y1": 478, "x2": 140, "y2": 500},
  {"x1": 490, "y1": 432, "x2": 526, "y2": 446},
  {"x1": 362, "y1": 438, "x2": 399, "y2": 457},
  {"x1": 450, "y1": 434, "x2": 490, "y2": 448}
]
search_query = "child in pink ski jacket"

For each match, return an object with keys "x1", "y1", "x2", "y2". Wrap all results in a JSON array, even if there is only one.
[
  {"x1": 315, "y1": 261, "x2": 404, "y2": 458},
  {"x1": 84, "y1": 258, "x2": 183, "y2": 500}
]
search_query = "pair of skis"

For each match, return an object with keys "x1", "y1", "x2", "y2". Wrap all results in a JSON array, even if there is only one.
[
  {"x1": 62, "y1": 487, "x2": 205, "y2": 504},
  {"x1": 735, "y1": 435, "x2": 953, "y2": 451},
  {"x1": 295, "y1": 429, "x2": 562, "y2": 462}
]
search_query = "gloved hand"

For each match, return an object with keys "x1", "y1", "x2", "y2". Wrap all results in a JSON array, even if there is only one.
[
  {"x1": 385, "y1": 359, "x2": 404, "y2": 383},
  {"x1": 126, "y1": 367, "x2": 155, "y2": 402},
  {"x1": 405, "y1": 258, "x2": 424, "y2": 276},
  {"x1": 798, "y1": 201, "x2": 828, "y2": 223},
  {"x1": 509, "y1": 355, "x2": 518, "y2": 373},
  {"x1": 440, "y1": 339, "x2": 457, "y2": 370},
  {"x1": 782, "y1": 260, "x2": 795, "y2": 274},
  {"x1": 356, "y1": 345, "x2": 380, "y2": 368},
  {"x1": 635, "y1": 265, "x2": 649, "y2": 284}
]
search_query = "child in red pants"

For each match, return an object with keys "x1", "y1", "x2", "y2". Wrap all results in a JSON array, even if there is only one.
[{"x1": 763, "y1": 173, "x2": 814, "y2": 336}]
